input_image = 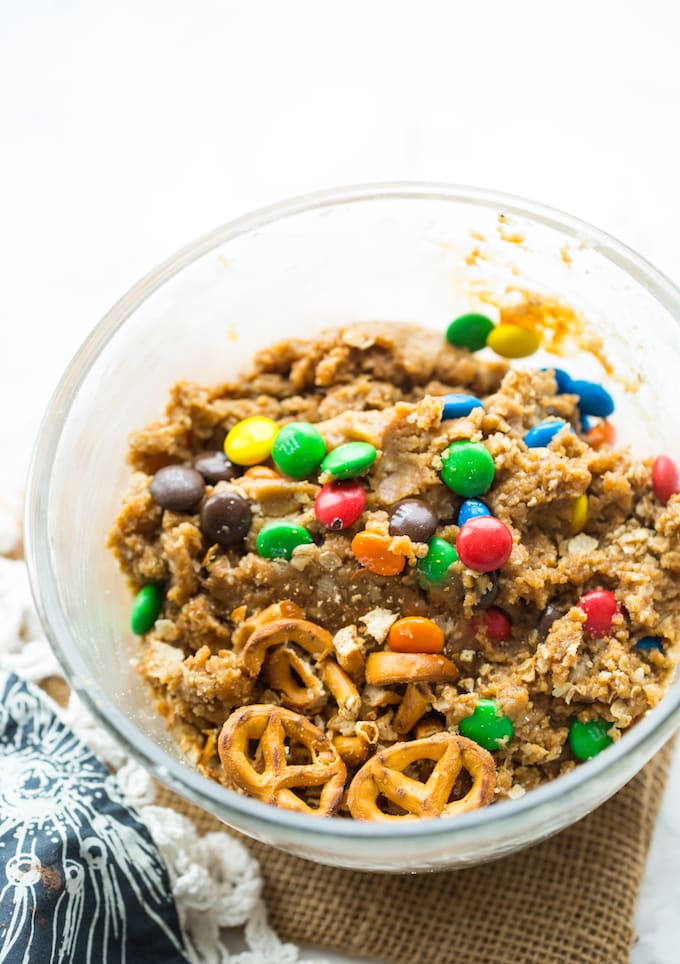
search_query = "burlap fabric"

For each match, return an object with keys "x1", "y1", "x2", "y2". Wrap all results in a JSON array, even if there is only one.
[{"x1": 155, "y1": 742, "x2": 673, "y2": 964}]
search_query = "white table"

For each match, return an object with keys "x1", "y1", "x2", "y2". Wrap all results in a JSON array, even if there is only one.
[{"x1": 2, "y1": 3, "x2": 679, "y2": 960}]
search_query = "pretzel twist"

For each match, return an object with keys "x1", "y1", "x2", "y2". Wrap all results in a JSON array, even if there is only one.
[
  {"x1": 232, "y1": 600, "x2": 304, "y2": 653},
  {"x1": 218, "y1": 704, "x2": 347, "y2": 816},
  {"x1": 241, "y1": 618, "x2": 334, "y2": 677},
  {"x1": 365, "y1": 651, "x2": 459, "y2": 687},
  {"x1": 346, "y1": 733, "x2": 496, "y2": 821},
  {"x1": 263, "y1": 646, "x2": 327, "y2": 713}
]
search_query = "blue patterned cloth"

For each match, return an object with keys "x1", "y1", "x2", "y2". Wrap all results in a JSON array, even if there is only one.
[{"x1": 0, "y1": 671, "x2": 188, "y2": 963}]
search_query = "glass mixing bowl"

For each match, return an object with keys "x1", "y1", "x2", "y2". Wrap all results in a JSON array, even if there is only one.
[{"x1": 25, "y1": 184, "x2": 680, "y2": 871}]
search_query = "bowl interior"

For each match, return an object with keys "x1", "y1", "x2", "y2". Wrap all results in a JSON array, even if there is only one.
[{"x1": 26, "y1": 186, "x2": 680, "y2": 870}]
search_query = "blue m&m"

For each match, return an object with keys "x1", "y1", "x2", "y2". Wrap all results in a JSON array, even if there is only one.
[
  {"x1": 542, "y1": 367, "x2": 573, "y2": 394},
  {"x1": 442, "y1": 394, "x2": 484, "y2": 420},
  {"x1": 635, "y1": 636, "x2": 664, "y2": 654},
  {"x1": 570, "y1": 380, "x2": 615, "y2": 418},
  {"x1": 524, "y1": 419, "x2": 571, "y2": 448},
  {"x1": 458, "y1": 499, "x2": 491, "y2": 527}
]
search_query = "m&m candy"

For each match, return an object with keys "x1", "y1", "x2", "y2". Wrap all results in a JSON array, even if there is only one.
[
  {"x1": 459, "y1": 700, "x2": 514, "y2": 751},
  {"x1": 256, "y1": 521, "x2": 313, "y2": 560},
  {"x1": 446, "y1": 313, "x2": 495, "y2": 352},
  {"x1": 200, "y1": 492, "x2": 251, "y2": 546},
  {"x1": 487, "y1": 324, "x2": 540, "y2": 358},
  {"x1": 389, "y1": 498, "x2": 438, "y2": 543},
  {"x1": 440, "y1": 441, "x2": 495, "y2": 497},
  {"x1": 652, "y1": 455, "x2": 679, "y2": 505},
  {"x1": 351, "y1": 531, "x2": 405, "y2": 576},
  {"x1": 457, "y1": 499, "x2": 491, "y2": 527},
  {"x1": 272, "y1": 422, "x2": 326, "y2": 478},
  {"x1": 387, "y1": 617, "x2": 445, "y2": 654},
  {"x1": 322, "y1": 442, "x2": 377, "y2": 480},
  {"x1": 570, "y1": 380, "x2": 614, "y2": 418},
  {"x1": 635, "y1": 636, "x2": 664, "y2": 654},
  {"x1": 570, "y1": 493, "x2": 589, "y2": 535},
  {"x1": 524, "y1": 419, "x2": 571, "y2": 449},
  {"x1": 541, "y1": 367, "x2": 573, "y2": 394},
  {"x1": 457, "y1": 516, "x2": 513, "y2": 572},
  {"x1": 193, "y1": 450, "x2": 239, "y2": 484},
  {"x1": 585, "y1": 421, "x2": 616, "y2": 450},
  {"x1": 244, "y1": 465, "x2": 281, "y2": 480},
  {"x1": 150, "y1": 465, "x2": 205, "y2": 512},
  {"x1": 314, "y1": 480, "x2": 366, "y2": 530},
  {"x1": 578, "y1": 589, "x2": 618, "y2": 637},
  {"x1": 568, "y1": 719, "x2": 613, "y2": 761},
  {"x1": 470, "y1": 606, "x2": 511, "y2": 643},
  {"x1": 130, "y1": 585, "x2": 163, "y2": 635},
  {"x1": 416, "y1": 537, "x2": 458, "y2": 586},
  {"x1": 441, "y1": 393, "x2": 484, "y2": 420},
  {"x1": 224, "y1": 416, "x2": 279, "y2": 466}
]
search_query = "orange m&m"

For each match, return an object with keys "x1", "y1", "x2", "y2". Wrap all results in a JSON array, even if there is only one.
[
  {"x1": 351, "y1": 531, "x2": 406, "y2": 576},
  {"x1": 387, "y1": 617, "x2": 445, "y2": 654}
]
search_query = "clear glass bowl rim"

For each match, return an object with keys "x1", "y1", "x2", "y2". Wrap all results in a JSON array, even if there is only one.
[{"x1": 24, "y1": 181, "x2": 680, "y2": 843}]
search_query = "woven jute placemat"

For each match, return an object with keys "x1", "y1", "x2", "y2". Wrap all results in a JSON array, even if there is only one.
[{"x1": 155, "y1": 742, "x2": 674, "y2": 964}]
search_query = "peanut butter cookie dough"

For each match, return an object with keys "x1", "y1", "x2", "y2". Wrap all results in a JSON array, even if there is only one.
[{"x1": 109, "y1": 319, "x2": 680, "y2": 817}]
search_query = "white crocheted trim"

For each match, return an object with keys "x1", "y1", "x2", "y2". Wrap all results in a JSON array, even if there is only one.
[{"x1": 0, "y1": 521, "x2": 325, "y2": 964}]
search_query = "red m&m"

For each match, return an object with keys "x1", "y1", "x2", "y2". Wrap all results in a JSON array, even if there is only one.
[
  {"x1": 578, "y1": 589, "x2": 618, "y2": 637},
  {"x1": 470, "y1": 607, "x2": 511, "y2": 643},
  {"x1": 652, "y1": 455, "x2": 679, "y2": 506},
  {"x1": 314, "y1": 480, "x2": 366, "y2": 530},
  {"x1": 457, "y1": 517, "x2": 513, "y2": 572}
]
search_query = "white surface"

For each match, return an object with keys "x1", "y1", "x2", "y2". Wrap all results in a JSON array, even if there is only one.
[{"x1": 1, "y1": 2, "x2": 679, "y2": 961}]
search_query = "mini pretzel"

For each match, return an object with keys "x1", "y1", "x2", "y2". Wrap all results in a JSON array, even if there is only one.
[
  {"x1": 264, "y1": 646, "x2": 327, "y2": 713},
  {"x1": 240, "y1": 618, "x2": 334, "y2": 676},
  {"x1": 232, "y1": 600, "x2": 304, "y2": 652},
  {"x1": 347, "y1": 733, "x2": 496, "y2": 821},
  {"x1": 393, "y1": 683, "x2": 433, "y2": 735},
  {"x1": 365, "y1": 651, "x2": 459, "y2": 687},
  {"x1": 332, "y1": 720, "x2": 380, "y2": 767},
  {"x1": 321, "y1": 661, "x2": 361, "y2": 720},
  {"x1": 218, "y1": 704, "x2": 347, "y2": 816}
]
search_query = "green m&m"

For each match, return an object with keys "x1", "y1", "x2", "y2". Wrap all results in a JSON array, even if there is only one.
[
  {"x1": 441, "y1": 440, "x2": 495, "y2": 497},
  {"x1": 416, "y1": 537, "x2": 458, "y2": 586},
  {"x1": 256, "y1": 520, "x2": 313, "y2": 560},
  {"x1": 568, "y1": 719, "x2": 613, "y2": 761},
  {"x1": 459, "y1": 699, "x2": 514, "y2": 751},
  {"x1": 321, "y1": 442, "x2": 377, "y2": 480},
  {"x1": 130, "y1": 585, "x2": 163, "y2": 635},
  {"x1": 446, "y1": 313, "x2": 495, "y2": 352},
  {"x1": 272, "y1": 422, "x2": 326, "y2": 479}
]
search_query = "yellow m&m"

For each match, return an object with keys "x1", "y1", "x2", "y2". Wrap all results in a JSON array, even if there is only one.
[
  {"x1": 224, "y1": 417, "x2": 278, "y2": 466},
  {"x1": 487, "y1": 324, "x2": 541, "y2": 359},
  {"x1": 570, "y1": 493, "x2": 589, "y2": 535}
]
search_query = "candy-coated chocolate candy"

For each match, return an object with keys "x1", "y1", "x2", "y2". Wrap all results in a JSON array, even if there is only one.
[
  {"x1": 387, "y1": 617, "x2": 445, "y2": 654},
  {"x1": 200, "y1": 492, "x2": 251, "y2": 546},
  {"x1": 322, "y1": 442, "x2": 377, "y2": 480},
  {"x1": 193, "y1": 450, "x2": 239, "y2": 484},
  {"x1": 585, "y1": 420, "x2": 616, "y2": 450},
  {"x1": 456, "y1": 517, "x2": 513, "y2": 572},
  {"x1": 457, "y1": 499, "x2": 491, "y2": 527},
  {"x1": 568, "y1": 719, "x2": 613, "y2": 761},
  {"x1": 652, "y1": 455, "x2": 679, "y2": 505},
  {"x1": 315, "y1": 480, "x2": 366, "y2": 530},
  {"x1": 570, "y1": 379, "x2": 615, "y2": 418},
  {"x1": 470, "y1": 606, "x2": 511, "y2": 643},
  {"x1": 579, "y1": 413, "x2": 593, "y2": 433},
  {"x1": 271, "y1": 421, "x2": 326, "y2": 479},
  {"x1": 524, "y1": 418, "x2": 571, "y2": 448},
  {"x1": 487, "y1": 324, "x2": 541, "y2": 358},
  {"x1": 256, "y1": 521, "x2": 313, "y2": 560},
  {"x1": 445, "y1": 313, "x2": 495, "y2": 352},
  {"x1": 389, "y1": 498, "x2": 438, "y2": 543},
  {"x1": 459, "y1": 699, "x2": 514, "y2": 751},
  {"x1": 570, "y1": 493, "x2": 589, "y2": 535},
  {"x1": 538, "y1": 604, "x2": 564, "y2": 641},
  {"x1": 541, "y1": 367, "x2": 573, "y2": 394},
  {"x1": 478, "y1": 570, "x2": 500, "y2": 610},
  {"x1": 130, "y1": 585, "x2": 162, "y2": 635},
  {"x1": 224, "y1": 416, "x2": 279, "y2": 466},
  {"x1": 149, "y1": 465, "x2": 205, "y2": 512},
  {"x1": 440, "y1": 441, "x2": 495, "y2": 497},
  {"x1": 441, "y1": 393, "x2": 484, "y2": 420},
  {"x1": 635, "y1": 636, "x2": 664, "y2": 653},
  {"x1": 578, "y1": 589, "x2": 618, "y2": 637},
  {"x1": 351, "y1": 531, "x2": 405, "y2": 575},
  {"x1": 243, "y1": 465, "x2": 281, "y2": 480},
  {"x1": 416, "y1": 537, "x2": 458, "y2": 586}
]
